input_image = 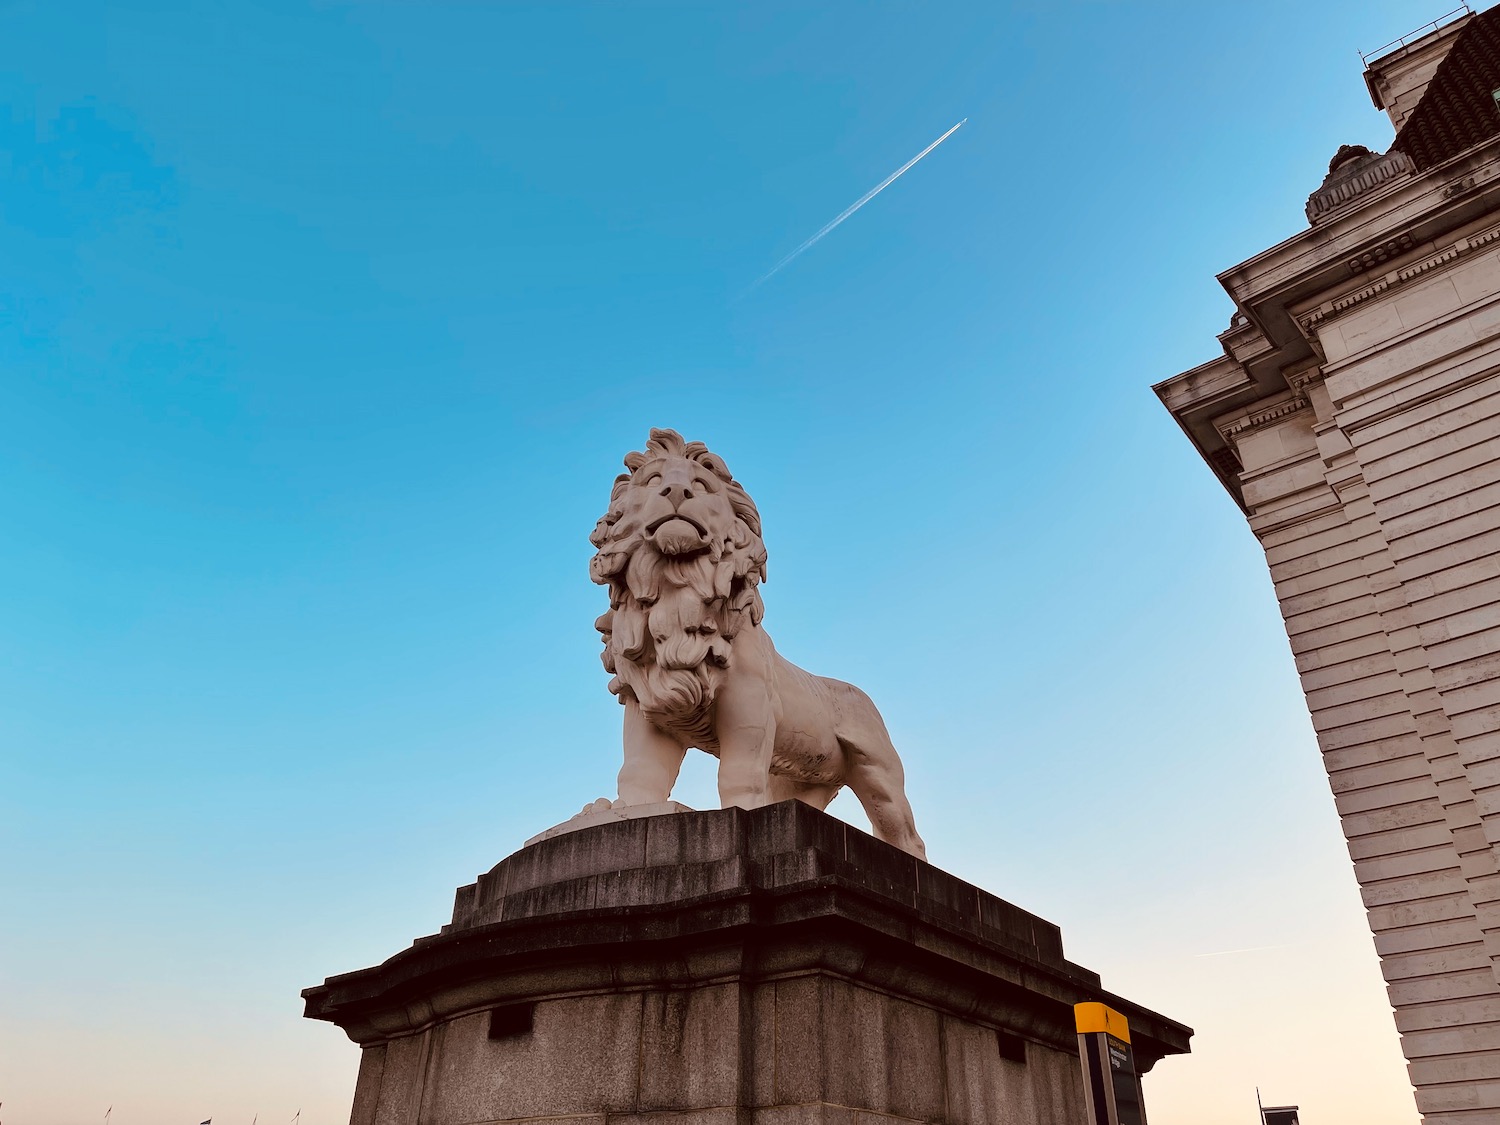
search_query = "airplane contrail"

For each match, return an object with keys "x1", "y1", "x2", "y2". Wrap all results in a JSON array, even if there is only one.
[{"x1": 753, "y1": 117, "x2": 968, "y2": 286}]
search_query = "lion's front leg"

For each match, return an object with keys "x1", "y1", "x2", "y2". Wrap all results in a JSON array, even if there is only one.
[
  {"x1": 713, "y1": 666, "x2": 777, "y2": 811},
  {"x1": 618, "y1": 699, "x2": 687, "y2": 805}
]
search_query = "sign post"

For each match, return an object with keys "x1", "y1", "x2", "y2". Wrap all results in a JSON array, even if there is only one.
[{"x1": 1076, "y1": 1001, "x2": 1145, "y2": 1125}]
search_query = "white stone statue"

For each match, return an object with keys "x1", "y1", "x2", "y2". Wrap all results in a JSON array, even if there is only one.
[{"x1": 587, "y1": 428, "x2": 926, "y2": 859}]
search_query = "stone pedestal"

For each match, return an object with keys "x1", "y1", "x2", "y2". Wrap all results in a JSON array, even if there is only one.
[{"x1": 303, "y1": 802, "x2": 1191, "y2": 1125}]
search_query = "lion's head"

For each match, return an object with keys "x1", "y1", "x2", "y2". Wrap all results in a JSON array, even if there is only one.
[{"x1": 590, "y1": 429, "x2": 768, "y2": 735}]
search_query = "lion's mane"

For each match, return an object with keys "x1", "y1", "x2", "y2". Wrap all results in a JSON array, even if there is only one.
[{"x1": 589, "y1": 429, "x2": 767, "y2": 746}]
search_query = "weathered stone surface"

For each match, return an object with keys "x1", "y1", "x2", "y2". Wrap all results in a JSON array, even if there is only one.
[
  {"x1": 637, "y1": 985, "x2": 739, "y2": 1110},
  {"x1": 348, "y1": 1043, "x2": 385, "y2": 1125},
  {"x1": 442, "y1": 802, "x2": 1065, "y2": 970},
  {"x1": 751, "y1": 1109, "x2": 861, "y2": 1125},
  {"x1": 305, "y1": 802, "x2": 1190, "y2": 1124},
  {"x1": 526, "y1": 800, "x2": 695, "y2": 847},
  {"x1": 369, "y1": 1033, "x2": 424, "y2": 1125},
  {"x1": 415, "y1": 997, "x2": 642, "y2": 1124}
]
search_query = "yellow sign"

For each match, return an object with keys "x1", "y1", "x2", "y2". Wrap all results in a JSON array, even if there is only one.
[{"x1": 1074, "y1": 1002, "x2": 1131, "y2": 1043}]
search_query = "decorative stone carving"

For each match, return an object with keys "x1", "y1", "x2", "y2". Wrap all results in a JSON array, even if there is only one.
[
  {"x1": 1218, "y1": 392, "x2": 1310, "y2": 439},
  {"x1": 587, "y1": 428, "x2": 926, "y2": 858},
  {"x1": 1348, "y1": 232, "x2": 1416, "y2": 272},
  {"x1": 1305, "y1": 144, "x2": 1413, "y2": 224},
  {"x1": 1297, "y1": 219, "x2": 1500, "y2": 336}
]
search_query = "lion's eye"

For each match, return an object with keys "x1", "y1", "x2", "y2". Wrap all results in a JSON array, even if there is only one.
[
  {"x1": 644, "y1": 473, "x2": 662, "y2": 486},
  {"x1": 694, "y1": 477, "x2": 714, "y2": 492}
]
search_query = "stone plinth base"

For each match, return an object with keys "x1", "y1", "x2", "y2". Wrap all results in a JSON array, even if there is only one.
[
  {"x1": 303, "y1": 802, "x2": 1190, "y2": 1124},
  {"x1": 523, "y1": 800, "x2": 694, "y2": 847}
]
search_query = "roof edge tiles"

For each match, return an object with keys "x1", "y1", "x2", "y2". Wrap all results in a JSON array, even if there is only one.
[{"x1": 1392, "y1": 6, "x2": 1500, "y2": 170}]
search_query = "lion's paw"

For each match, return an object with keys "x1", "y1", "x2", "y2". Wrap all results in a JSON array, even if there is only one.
[{"x1": 572, "y1": 797, "x2": 625, "y2": 821}]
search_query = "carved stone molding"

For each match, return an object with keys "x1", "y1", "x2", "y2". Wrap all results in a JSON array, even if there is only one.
[
  {"x1": 1349, "y1": 233, "x2": 1417, "y2": 273},
  {"x1": 1306, "y1": 147, "x2": 1415, "y2": 224},
  {"x1": 1287, "y1": 365, "x2": 1326, "y2": 395},
  {"x1": 1471, "y1": 224, "x2": 1500, "y2": 251},
  {"x1": 1298, "y1": 219, "x2": 1500, "y2": 334},
  {"x1": 1215, "y1": 368, "x2": 1323, "y2": 446},
  {"x1": 1219, "y1": 392, "x2": 1311, "y2": 440},
  {"x1": 1219, "y1": 316, "x2": 1275, "y2": 365}
]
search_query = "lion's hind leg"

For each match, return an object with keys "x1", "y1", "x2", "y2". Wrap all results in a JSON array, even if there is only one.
[
  {"x1": 827, "y1": 683, "x2": 926, "y2": 860},
  {"x1": 840, "y1": 735, "x2": 926, "y2": 860}
]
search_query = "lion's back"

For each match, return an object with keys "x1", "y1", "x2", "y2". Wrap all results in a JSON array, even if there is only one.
[{"x1": 769, "y1": 653, "x2": 879, "y2": 734}]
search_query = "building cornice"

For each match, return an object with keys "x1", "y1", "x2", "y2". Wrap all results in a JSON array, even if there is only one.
[
  {"x1": 1156, "y1": 138, "x2": 1500, "y2": 507},
  {"x1": 1212, "y1": 364, "x2": 1327, "y2": 448},
  {"x1": 1298, "y1": 218, "x2": 1500, "y2": 333},
  {"x1": 1218, "y1": 391, "x2": 1310, "y2": 440}
]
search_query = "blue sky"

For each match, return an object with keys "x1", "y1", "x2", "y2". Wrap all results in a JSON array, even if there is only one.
[{"x1": 0, "y1": 2, "x2": 1464, "y2": 1122}]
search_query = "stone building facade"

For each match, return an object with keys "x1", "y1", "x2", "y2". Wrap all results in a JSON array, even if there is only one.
[{"x1": 1155, "y1": 8, "x2": 1500, "y2": 1122}]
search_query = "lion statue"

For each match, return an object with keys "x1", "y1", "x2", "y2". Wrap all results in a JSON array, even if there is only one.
[{"x1": 587, "y1": 427, "x2": 925, "y2": 858}]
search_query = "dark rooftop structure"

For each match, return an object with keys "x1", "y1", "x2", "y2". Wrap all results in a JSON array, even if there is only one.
[{"x1": 1390, "y1": 5, "x2": 1500, "y2": 169}]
